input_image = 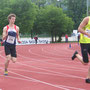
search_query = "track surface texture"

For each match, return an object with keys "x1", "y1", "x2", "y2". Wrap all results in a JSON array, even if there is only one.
[{"x1": 0, "y1": 43, "x2": 90, "y2": 90}]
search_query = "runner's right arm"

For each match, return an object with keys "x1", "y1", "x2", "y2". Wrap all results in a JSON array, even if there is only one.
[
  {"x1": 2, "y1": 27, "x2": 7, "y2": 40},
  {"x1": 78, "y1": 17, "x2": 90, "y2": 37}
]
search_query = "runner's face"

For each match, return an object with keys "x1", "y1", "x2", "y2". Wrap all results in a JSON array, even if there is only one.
[{"x1": 9, "y1": 17, "x2": 16, "y2": 24}]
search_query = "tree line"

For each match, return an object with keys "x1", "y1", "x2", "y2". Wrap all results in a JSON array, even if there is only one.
[{"x1": 0, "y1": 0, "x2": 87, "y2": 42}]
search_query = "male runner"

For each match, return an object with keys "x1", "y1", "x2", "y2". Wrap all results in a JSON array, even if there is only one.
[
  {"x1": 2, "y1": 13, "x2": 21, "y2": 75},
  {"x1": 72, "y1": 16, "x2": 90, "y2": 83}
]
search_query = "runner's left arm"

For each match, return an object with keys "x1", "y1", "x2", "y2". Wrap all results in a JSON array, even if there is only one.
[{"x1": 16, "y1": 26, "x2": 21, "y2": 43}]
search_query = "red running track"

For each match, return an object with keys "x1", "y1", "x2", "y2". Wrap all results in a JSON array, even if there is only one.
[{"x1": 0, "y1": 43, "x2": 90, "y2": 90}]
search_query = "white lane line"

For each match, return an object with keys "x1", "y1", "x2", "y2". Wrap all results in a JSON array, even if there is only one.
[
  {"x1": 18, "y1": 54, "x2": 87, "y2": 71},
  {"x1": 0, "y1": 67, "x2": 85, "y2": 90},
  {"x1": 41, "y1": 47, "x2": 71, "y2": 57},
  {"x1": 0, "y1": 54, "x2": 85, "y2": 80},
  {"x1": 3, "y1": 70, "x2": 70, "y2": 90},
  {"x1": 0, "y1": 71, "x2": 85, "y2": 90},
  {"x1": 8, "y1": 68, "x2": 86, "y2": 77},
  {"x1": 17, "y1": 62, "x2": 85, "y2": 79},
  {"x1": 17, "y1": 55, "x2": 87, "y2": 71},
  {"x1": 28, "y1": 49, "x2": 66, "y2": 60},
  {"x1": 57, "y1": 85, "x2": 85, "y2": 90},
  {"x1": 22, "y1": 60, "x2": 87, "y2": 71},
  {"x1": 0, "y1": 45, "x2": 86, "y2": 90},
  {"x1": 0, "y1": 46, "x2": 85, "y2": 90},
  {"x1": 0, "y1": 47, "x2": 81, "y2": 65},
  {"x1": 0, "y1": 74, "x2": 36, "y2": 82},
  {"x1": 7, "y1": 70, "x2": 85, "y2": 90},
  {"x1": 28, "y1": 44, "x2": 72, "y2": 58}
]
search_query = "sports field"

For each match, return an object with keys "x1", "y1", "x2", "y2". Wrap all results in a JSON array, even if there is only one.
[{"x1": 0, "y1": 43, "x2": 90, "y2": 90}]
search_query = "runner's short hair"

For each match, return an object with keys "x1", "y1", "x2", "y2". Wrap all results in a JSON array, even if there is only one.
[{"x1": 7, "y1": 13, "x2": 16, "y2": 21}]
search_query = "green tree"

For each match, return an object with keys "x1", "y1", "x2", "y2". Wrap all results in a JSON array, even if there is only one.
[
  {"x1": 0, "y1": 0, "x2": 37, "y2": 35},
  {"x1": 10, "y1": 0, "x2": 37, "y2": 34},
  {"x1": 31, "y1": 0, "x2": 46, "y2": 8},
  {"x1": 67, "y1": 0, "x2": 86, "y2": 29},
  {"x1": 33, "y1": 5, "x2": 74, "y2": 42},
  {"x1": 0, "y1": 0, "x2": 13, "y2": 35}
]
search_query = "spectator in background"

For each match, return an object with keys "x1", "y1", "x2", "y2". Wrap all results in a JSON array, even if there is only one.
[
  {"x1": 34, "y1": 35, "x2": 38, "y2": 44},
  {"x1": 65, "y1": 34, "x2": 68, "y2": 43}
]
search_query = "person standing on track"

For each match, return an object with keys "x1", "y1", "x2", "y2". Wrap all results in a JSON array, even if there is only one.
[
  {"x1": 71, "y1": 16, "x2": 90, "y2": 83},
  {"x1": 2, "y1": 13, "x2": 21, "y2": 75}
]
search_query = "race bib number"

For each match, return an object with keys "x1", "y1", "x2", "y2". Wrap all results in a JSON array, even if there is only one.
[
  {"x1": 6, "y1": 35, "x2": 15, "y2": 44},
  {"x1": 84, "y1": 29, "x2": 90, "y2": 38}
]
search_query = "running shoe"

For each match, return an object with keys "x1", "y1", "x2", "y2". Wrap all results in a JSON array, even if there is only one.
[
  {"x1": 72, "y1": 51, "x2": 78, "y2": 60},
  {"x1": 4, "y1": 71, "x2": 8, "y2": 76},
  {"x1": 86, "y1": 78, "x2": 90, "y2": 83}
]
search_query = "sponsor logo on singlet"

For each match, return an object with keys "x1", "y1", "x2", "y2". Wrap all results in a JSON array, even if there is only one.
[
  {"x1": 6, "y1": 35, "x2": 15, "y2": 44},
  {"x1": 84, "y1": 29, "x2": 90, "y2": 38}
]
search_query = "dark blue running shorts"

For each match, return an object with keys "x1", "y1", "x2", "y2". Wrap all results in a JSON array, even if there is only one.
[{"x1": 4, "y1": 44, "x2": 17, "y2": 57}]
